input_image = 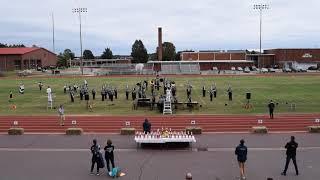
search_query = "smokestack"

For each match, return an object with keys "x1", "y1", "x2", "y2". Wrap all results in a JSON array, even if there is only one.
[{"x1": 158, "y1": 27, "x2": 163, "y2": 61}]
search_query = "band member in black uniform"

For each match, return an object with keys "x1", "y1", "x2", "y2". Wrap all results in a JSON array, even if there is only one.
[
  {"x1": 92, "y1": 89, "x2": 96, "y2": 100},
  {"x1": 202, "y1": 85, "x2": 206, "y2": 97},
  {"x1": 227, "y1": 85, "x2": 232, "y2": 101}
]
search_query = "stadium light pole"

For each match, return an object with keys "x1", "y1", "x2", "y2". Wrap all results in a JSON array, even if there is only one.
[
  {"x1": 253, "y1": 4, "x2": 269, "y2": 68},
  {"x1": 72, "y1": 8, "x2": 87, "y2": 75}
]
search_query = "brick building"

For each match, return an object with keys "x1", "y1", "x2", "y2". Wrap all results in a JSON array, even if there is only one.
[
  {"x1": 264, "y1": 49, "x2": 320, "y2": 66},
  {"x1": 180, "y1": 50, "x2": 254, "y2": 70},
  {"x1": 0, "y1": 47, "x2": 57, "y2": 71},
  {"x1": 179, "y1": 49, "x2": 320, "y2": 70}
]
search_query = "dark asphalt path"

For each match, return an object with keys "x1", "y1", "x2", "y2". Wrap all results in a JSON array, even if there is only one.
[{"x1": 0, "y1": 134, "x2": 319, "y2": 180}]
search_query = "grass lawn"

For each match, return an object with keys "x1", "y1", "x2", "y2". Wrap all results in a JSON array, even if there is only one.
[{"x1": 0, "y1": 75, "x2": 319, "y2": 115}]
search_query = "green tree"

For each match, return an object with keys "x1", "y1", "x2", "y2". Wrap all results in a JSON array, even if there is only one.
[
  {"x1": 175, "y1": 51, "x2": 181, "y2": 61},
  {"x1": 83, "y1": 49, "x2": 95, "y2": 59},
  {"x1": 131, "y1": 40, "x2": 148, "y2": 63},
  {"x1": 57, "y1": 49, "x2": 75, "y2": 67},
  {"x1": 100, "y1": 48, "x2": 113, "y2": 59},
  {"x1": 161, "y1": 42, "x2": 176, "y2": 61}
]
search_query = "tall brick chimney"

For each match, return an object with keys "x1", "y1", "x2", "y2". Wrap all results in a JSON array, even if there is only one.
[{"x1": 158, "y1": 27, "x2": 163, "y2": 61}]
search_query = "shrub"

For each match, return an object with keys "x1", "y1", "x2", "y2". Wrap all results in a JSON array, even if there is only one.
[
  {"x1": 66, "y1": 128, "x2": 83, "y2": 135},
  {"x1": 186, "y1": 126, "x2": 202, "y2": 135},
  {"x1": 308, "y1": 126, "x2": 320, "y2": 133},
  {"x1": 8, "y1": 128, "x2": 24, "y2": 135},
  {"x1": 120, "y1": 128, "x2": 136, "y2": 135},
  {"x1": 252, "y1": 126, "x2": 268, "y2": 134}
]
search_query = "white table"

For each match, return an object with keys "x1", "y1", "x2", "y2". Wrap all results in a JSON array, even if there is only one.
[{"x1": 134, "y1": 137, "x2": 196, "y2": 149}]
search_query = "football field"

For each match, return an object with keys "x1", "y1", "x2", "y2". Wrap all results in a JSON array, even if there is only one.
[{"x1": 0, "y1": 75, "x2": 319, "y2": 115}]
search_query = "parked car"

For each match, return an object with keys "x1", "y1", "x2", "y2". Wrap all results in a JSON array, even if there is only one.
[
  {"x1": 268, "y1": 68, "x2": 276, "y2": 73},
  {"x1": 292, "y1": 67, "x2": 307, "y2": 72},
  {"x1": 282, "y1": 67, "x2": 292, "y2": 72},
  {"x1": 212, "y1": 67, "x2": 219, "y2": 71},
  {"x1": 260, "y1": 68, "x2": 268, "y2": 73},
  {"x1": 308, "y1": 66, "x2": 318, "y2": 70},
  {"x1": 231, "y1": 66, "x2": 236, "y2": 71},
  {"x1": 237, "y1": 67, "x2": 243, "y2": 71},
  {"x1": 251, "y1": 66, "x2": 258, "y2": 71},
  {"x1": 243, "y1": 67, "x2": 250, "y2": 73}
]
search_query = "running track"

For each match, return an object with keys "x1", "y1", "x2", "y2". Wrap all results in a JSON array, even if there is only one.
[{"x1": 0, "y1": 114, "x2": 319, "y2": 134}]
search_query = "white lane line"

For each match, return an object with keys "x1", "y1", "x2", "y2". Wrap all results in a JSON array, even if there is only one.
[{"x1": 0, "y1": 147, "x2": 319, "y2": 152}]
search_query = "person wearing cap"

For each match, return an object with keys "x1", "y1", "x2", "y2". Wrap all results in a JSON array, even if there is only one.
[
  {"x1": 235, "y1": 139, "x2": 248, "y2": 180},
  {"x1": 281, "y1": 136, "x2": 299, "y2": 176}
]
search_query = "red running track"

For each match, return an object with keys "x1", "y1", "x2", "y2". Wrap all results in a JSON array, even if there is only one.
[{"x1": 0, "y1": 114, "x2": 319, "y2": 134}]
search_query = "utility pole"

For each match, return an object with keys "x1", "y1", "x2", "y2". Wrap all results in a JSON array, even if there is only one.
[
  {"x1": 253, "y1": 4, "x2": 270, "y2": 68},
  {"x1": 72, "y1": 8, "x2": 87, "y2": 75},
  {"x1": 51, "y1": 12, "x2": 55, "y2": 54}
]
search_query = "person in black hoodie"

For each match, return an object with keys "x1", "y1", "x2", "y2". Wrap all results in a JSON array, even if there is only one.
[
  {"x1": 90, "y1": 139, "x2": 101, "y2": 176},
  {"x1": 281, "y1": 136, "x2": 299, "y2": 176},
  {"x1": 235, "y1": 139, "x2": 248, "y2": 180},
  {"x1": 104, "y1": 139, "x2": 115, "y2": 173},
  {"x1": 143, "y1": 118, "x2": 151, "y2": 134}
]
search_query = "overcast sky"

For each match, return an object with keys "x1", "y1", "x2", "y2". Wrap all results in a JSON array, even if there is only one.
[{"x1": 0, "y1": 0, "x2": 319, "y2": 55}]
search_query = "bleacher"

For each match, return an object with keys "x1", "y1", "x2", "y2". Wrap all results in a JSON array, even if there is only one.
[
  {"x1": 180, "y1": 63, "x2": 200, "y2": 74},
  {"x1": 160, "y1": 62, "x2": 200, "y2": 75},
  {"x1": 161, "y1": 64, "x2": 180, "y2": 74}
]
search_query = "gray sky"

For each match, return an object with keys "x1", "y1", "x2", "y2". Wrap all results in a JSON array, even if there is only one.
[{"x1": 0, "y1": 0, "x2": 319, "y2": 55}]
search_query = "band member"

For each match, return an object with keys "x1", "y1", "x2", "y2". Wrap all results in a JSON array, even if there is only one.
[
  {"x1": 92, "y1": 89, "x2": 96, "y2": 100},
  {"x1": 202, "y1": 85, "x2": 206, "y2": 97},
  {"x1": 38, "y1": 82, "x2": 43, "y2": 91},
  {"x1": 227, "y1": 85, "x2": 232, "y2": 101}
]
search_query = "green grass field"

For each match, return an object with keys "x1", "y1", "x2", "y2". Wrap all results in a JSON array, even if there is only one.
[{"x1": 0, "y1": 75, "x2": 319, "y2": 115}]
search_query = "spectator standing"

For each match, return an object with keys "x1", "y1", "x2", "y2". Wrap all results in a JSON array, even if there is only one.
[
  {"x1": 235, "y1": 139, "x2": 248, "y2": 180},
  {"x1": 90, "y1": 139, "x2": 101, "y2": 176},
  {"x1": 281, "y1": 136, "x2": 299, "y2": 176},
  {"x1": 143, "y1": 119, "x2": 151, "y2": 134},
  {"x1": 268, "y1": 100, "x2": 275, "y2": 119},
  {"x1": 104, "y1": 139, "x2": 115, "y2": 173}
]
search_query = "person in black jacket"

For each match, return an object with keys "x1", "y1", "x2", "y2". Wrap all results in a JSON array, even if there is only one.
[
  {"x1": 90, "y1": 139, "x2": 101, "y2": 176},
  {"x1": 92, "y1": 89, "x2": 96, "y2": 100},
  {"x1": 235, "y1": 139, "x2": 248, "y2": 180},
  {"x1": 202, "y1": 85, "x2": 206, "y2": 97},
  {"x1": 104, "y1": 139, "x2": 115, "y2": 173},
  {"x1": 281, "y1": 136, "x2": 299, "y2": 176},
  {"x1": 143, "y1": 118, "x2": 151, "y2": 134},
  {"x1": 268, "y1": 100, "x2": 275, "y2": 119}
]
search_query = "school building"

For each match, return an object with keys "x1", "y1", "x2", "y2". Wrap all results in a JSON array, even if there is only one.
[{"x1": 0, "y1": 47, "x2": 57, "y2": 71}]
